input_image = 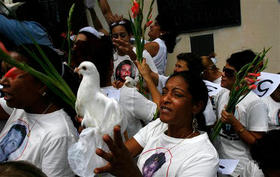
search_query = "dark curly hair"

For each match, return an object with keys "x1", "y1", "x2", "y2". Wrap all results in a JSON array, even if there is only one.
[
  {"x1": 71, "y1": 32, "x2": 114, "y2": 87},
  {"x1": 226, "y1": 49, "x2": 257, "y2": 72},
  {"x1": 166, "y1": 71, "x2": 208, "y2": 131},
  {"x1": 155, "y1": 15, "x2": 178, "y2": 53}
]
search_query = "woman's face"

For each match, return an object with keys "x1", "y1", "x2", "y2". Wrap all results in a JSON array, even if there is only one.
[
  {"x1": 148, "y1": 21, "x2": 162, "y2": 40},
  {"x1": 72, "y1": 33, "x2": 87, "y2": 50},
  {"x1": 221, "y1": 63, "x2": 236, "y2": 90},
  {"x1": 174, "y1": 60, "x2": 188, "y2": 73},
  {"x1": 0, "y1": 52, "x2": 43, "y2": 110},
  {"x1": 159, "y1": 76, "x2": 194, "y2": 126},
  {"x1": 111, "y1": 25, "x2": 131, "y2": 43}
]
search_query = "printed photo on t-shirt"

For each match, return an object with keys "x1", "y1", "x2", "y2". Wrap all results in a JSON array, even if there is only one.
[
  {"x1": 0, "y1": 119, "x2": 28, "y2": 162},
  {"x1": 140, "y1": 147, "x2": 174, "y2": 177},
  {"x1": 115, "y1": 60, "x2": 136, "y2": 82}
]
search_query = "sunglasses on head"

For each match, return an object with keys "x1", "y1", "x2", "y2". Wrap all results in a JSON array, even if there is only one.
[
  {"x1": 223, "y1": 67, "x2": 236, "y2": 78},
  {"x1": 110, "y1": 20, "x2": 127, "y2": 28}
]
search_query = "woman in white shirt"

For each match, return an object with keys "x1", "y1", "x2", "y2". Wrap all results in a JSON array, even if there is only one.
[{"x1": 94, "y1": 71, "x2": 219, "y2": 177}]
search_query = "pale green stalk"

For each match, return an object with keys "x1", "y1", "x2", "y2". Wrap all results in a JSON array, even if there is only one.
[
  {"x1": 67, "y1": 3, "x2": 75, "y2": 65},
  {"x1": 0, "y1": 2, "x2": 77, "y2": 108},
  {"x1": 0, "y1": 49, "x2": 76, "y2": 108}
]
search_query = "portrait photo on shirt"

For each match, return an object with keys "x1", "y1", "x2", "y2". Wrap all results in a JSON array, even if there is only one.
[
  {"x1": 0, "y1": 120, "x2": 28, "y2": 162},
  {"x1": 140, "y1": 148, "x2": 175, "y2": 177},
  {"x1": 115, "y1": 60, "x2": 136, "y2": 82}
]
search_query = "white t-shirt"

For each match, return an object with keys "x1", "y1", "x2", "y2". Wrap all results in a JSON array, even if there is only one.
[
  {"x1": 0, "y1": 100, "x2": 13, "y2": 132},
  {"x1": 113, "y1": 47, "x2": 158, "y2": 82},
  {"x1": 152, "y1": 38, "x2": 167, "y2": 75},
  {"x1": 101, "y1": 86, "x2": 121, "y2": 102},
  {"x1": 119, "y1": 86, "x2": 157, "y2": 138},
  {"x1": 0, "y1": 99, "x2": 78, "y2": 177},
  {"x1": 134, "y1": 118, "x2": 219, "y2": 177},
  {"x1": 214, "y1": 91, "x2": 268, "y2": 177},
  {"x1": 261, "y1": 96, "x2": 280, "y2": 130},
  {"x1": 213, "y1": 76, "x2": 222, "y2": 85}
]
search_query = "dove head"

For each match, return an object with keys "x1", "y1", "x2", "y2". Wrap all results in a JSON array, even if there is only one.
[{"x1": 77, "y1": 61, "x2": 100, "y2": 84}]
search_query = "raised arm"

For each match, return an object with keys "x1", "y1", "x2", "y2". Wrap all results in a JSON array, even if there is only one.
[
  {"x1": 144, "y1": 41, "x2": 159, "y2": 57},
  {"x1": 134, "y1": 59, "x2": 161, "y2": 108},
  {"x1": 98, "y1": 0, "x2": 115, "y2": 25}
]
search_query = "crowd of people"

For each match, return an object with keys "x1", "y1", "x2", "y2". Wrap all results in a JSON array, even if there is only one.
[{"x1": 0, "y1": 0, "x2": 279, "y2": 177}]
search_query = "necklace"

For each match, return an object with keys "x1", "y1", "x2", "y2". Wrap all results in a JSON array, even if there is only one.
[
  {"x1": 27, "y1": 103, "x2": 53, "y2": 137},
  {"x1": 165, "y1": 130, "x2": 197, "y2": 152}
]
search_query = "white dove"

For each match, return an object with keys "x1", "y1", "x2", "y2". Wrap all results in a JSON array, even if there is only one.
[
  {"x1": 69, "y1": 61, "x2": 126, "y2": 177},
  {"x1": 75, "y1": 61, "x2": 122, "y2": 132}
]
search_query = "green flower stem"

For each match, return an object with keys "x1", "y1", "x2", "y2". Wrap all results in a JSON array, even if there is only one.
[{"x1": 67, "y1": 3, "x2": 75, "y2": 65}]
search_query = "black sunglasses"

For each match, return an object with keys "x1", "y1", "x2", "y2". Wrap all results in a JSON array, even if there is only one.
[{"x1": 223, "y1": 67, "x2": 236, "y2": 78}]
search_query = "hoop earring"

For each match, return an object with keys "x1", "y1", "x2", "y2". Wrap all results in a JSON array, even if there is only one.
[{"x1": 192, "y1": 118, "x2": 198, "y2": 132}]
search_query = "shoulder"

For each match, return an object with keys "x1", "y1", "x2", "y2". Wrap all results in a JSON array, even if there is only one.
[
  {"x1": 185, "y1": 132, "x2": 218, "y2": 155},
  {"x1": 133, "y1": 119, "x2": 167, "y2": 144},
  {"x1": 180, "y1": 133, "x2": 219, "y2": 175},
  {"x1": 39, "y1": 109, "x2": 78, "y2": 139},
  {"x1": 144, "y1": 42, "x2": 159, "y2": 57},
  {"x1": 240, "y1": 92, "x2": 266, "y2": 109}
]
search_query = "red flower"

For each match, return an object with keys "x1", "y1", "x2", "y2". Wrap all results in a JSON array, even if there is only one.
[
  {"x1": 60, "y1": 32, "x2": 67, "y2": 38},
  {"x1": 0, "y1": 41, "x2": 8, "y2": 54},
  {"x1": 248, "y1": 72, "x2": 261, "y2": 77},
  {"x1": 145, "y1": 20, "x2": 153, "y2": 28},
  {"x1": 248, "y1": 84, "x2": 257, "y2": 90},
  {"x1": 131, "y1": 0, "x2": 140, "y2": 18}
]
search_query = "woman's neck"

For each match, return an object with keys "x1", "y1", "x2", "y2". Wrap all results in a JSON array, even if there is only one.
[
  {"x1": 24, "y1": 101, "x2": 59, "y2": 114},
  {"x1": 117, "y1": 50, "x2": 126, "y2": 56},
  {"x1": 211, "y1": 71, "x2": 222, "y2": 82},
  {"x1": 167, "y1": 124, "x2": 194, "y2": 138}
]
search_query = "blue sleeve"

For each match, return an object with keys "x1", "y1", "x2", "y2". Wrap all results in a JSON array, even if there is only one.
[{"x1": 0, "y1": 14, "x2": 53, "y2": 47}]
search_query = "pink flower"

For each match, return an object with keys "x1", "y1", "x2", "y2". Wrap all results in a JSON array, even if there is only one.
[
  {"x1": 248, "y1": 84, "x2": 257, "y2": 90},
  {"x1": 248, "y1": 72, "x2": 261, "y2": 77},
  {"x1": 244, "y1": 77, "x2": 259, "y2": 85},
  {"x1": 131, "y1": 0, "x2": 140, "y2": 18},
  {"x1": 145, "y1": 20, "x2": 153, "y2": 27}
]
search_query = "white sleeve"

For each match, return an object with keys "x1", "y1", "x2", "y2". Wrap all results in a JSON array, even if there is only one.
[
  {"x1": 41, "y1": 136, "x2": 75, "y2": 177},
  {"x1": 247, "y1": 100, "x2": 268, "y2": 132},
  {"x1": 143, "y1": 49, "x2": 158, "y2": 73},
  {"x1": 0, "y1": 98, "x2": 14, "y2": 115},
  {"x1": 133, "y1": 119, "x2": 162, "y2": 148},
  {"x1": 203, "y1": 98, "x2": 217, "y2": 126},
  {"x1": 180, "y1": 154, "x2": 219, "y2": 177},
  {"x1": 120, "y1": 87, "x2": 157, "y2": 124},
  {"x1": 157, "y1": 75, "x2": 169, "y2": 94}
]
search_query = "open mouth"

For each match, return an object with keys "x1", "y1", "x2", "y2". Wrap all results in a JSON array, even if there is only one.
[
  {"x1": 160, "y1": 105, "x2": 172, "y2": 113},
  {"x1": 3, "y1": 92, "x2": 12, "y2": 101}
]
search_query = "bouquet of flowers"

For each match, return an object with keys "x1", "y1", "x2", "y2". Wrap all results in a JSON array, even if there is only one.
[
  {"x1": 129, "y1": 0, "x2": 154, "y2": 94},
  {"x1": 210, "y1": 48, "x2": 270, "y2": 141}
]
